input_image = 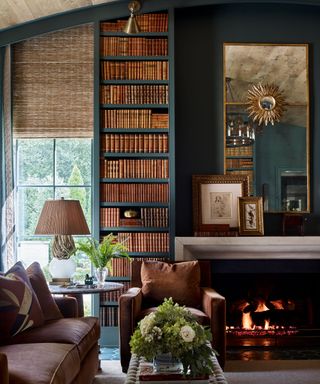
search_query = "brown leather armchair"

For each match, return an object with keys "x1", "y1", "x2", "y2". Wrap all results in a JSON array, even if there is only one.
[{"x1": 119, "y1": 259, "x2": 226, "y2": 373}]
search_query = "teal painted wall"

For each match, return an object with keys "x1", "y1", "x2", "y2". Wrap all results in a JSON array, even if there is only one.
[
  {"x1": 255, "y1": 124, "x2": 306, "y2": 211},
  {"x1": 174, "y1": 3, "x2": 320, "y2": 235}
]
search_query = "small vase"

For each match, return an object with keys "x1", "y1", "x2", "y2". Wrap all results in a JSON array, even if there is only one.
[
  {"x1": 95, "y1": 267, "x2": 108, "y2": 286},
  {"x1": 153, "y1": 353, "x2": 183, "y2": 373}
]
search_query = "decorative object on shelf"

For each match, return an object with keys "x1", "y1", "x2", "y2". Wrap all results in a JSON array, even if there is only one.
[
  {"x1": 225, "y1": 77, "x2": 256, "y2": 147},
  {"x1": 74, "y1": 233, "x2": 131, "y2": 286},
  {"x1": 123, "y1": 0, "x2": 141, "y2": 34},
  {"x1": 84, "y1": 274, "x2": 94, "y2": 286},
  {"x1": 238, "y1": 196, "x2": 264, "y2": 236},
  {"x1": 34, "y1": 198, "x2": 90, "y2": 283},
  {"x1": 192, "y1": 174, "x2": 249, "y2": 231},
  {"x1": 124, "y1": 209, "x2": 139, "y2": 218},
  {"x1": 246, "y1": 82, "x2": 287, "y2": 126},
  {"x1": 130, "y1": 297, "x2": 216, "y2": 377}
]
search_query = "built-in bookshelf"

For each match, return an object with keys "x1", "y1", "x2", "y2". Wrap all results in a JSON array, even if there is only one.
[
  {"x1": 98, "y1": 11, "x2": 172, "y2": 332},
  {"x1": 225, "y1": 145, "x2": 254, "y2": 195}
]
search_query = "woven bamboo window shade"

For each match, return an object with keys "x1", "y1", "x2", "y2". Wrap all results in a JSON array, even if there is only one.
[{"x1": 12, "y1": 24, "x2": 93, "y2": 138}]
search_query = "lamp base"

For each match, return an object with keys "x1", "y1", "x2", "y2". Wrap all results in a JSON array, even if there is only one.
[{"x1": 49, "y1": 257, "x2": 76, "y2": 282}]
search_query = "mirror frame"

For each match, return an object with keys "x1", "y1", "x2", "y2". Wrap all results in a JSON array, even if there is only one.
[{"x1": 223, "y1": 43, "x2": 310, "y2": 213}]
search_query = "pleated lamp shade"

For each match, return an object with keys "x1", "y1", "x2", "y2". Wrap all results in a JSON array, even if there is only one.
[
  {"x1": 35, "y1": 198, "x2": 90, "y2": 235},
  {"x1": 35, "y1": 199, "x2": 90, "y2": 281}
]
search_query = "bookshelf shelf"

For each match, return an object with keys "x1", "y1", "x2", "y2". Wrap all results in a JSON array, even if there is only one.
[
  {"x1": 101, "y1": 152, "x2": 169, "y2": 158},
  {"x1": 100, "y1": 202, "x2": 169, "y2": 208},
  {"x1": 226, "y1": 167, "x2": 254, "y2": 172},
  {"x1": 101, "y1": 80, "x2": 169, "y2": 85},
  {"x1": 100, "y1": 128, "x2": 168, "y2": 133},
  {"x1": 98, "y1": 10, "x2": 173, "y2": 331},
  {"x1": 100, "y1": 178, "x2": 168, "y2": 183},
  {"x1": 100, "y1": 104, "x2": 169, "y2": 109},
  {"x1": 100, "y1": 32, "x2": 169, "y2": 37},
  {"x1": 100, "y1": 227, "x2": 169, "y2": 232},
  {"x1": 225, "y1": 146, "x2": 255, "y2": 195},
  {"x1": 100, "y1": 55, "x2": 169, "y2": 61}
]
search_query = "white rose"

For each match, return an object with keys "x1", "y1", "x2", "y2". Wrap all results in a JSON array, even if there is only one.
[{"x1": 180, "y1": 325, "x2": 195, "y2": 342}]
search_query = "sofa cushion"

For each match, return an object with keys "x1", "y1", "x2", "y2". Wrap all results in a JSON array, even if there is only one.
[
  {"x1": 0, "y1": 262, "x2": 44, "y2": 342},
  {"x1": 8, "y1": 317, "x2": 100, "y2": 362},
  {"x1": 141, "y1": 260, "x2": 201, "y2": 308},
  {"x1": 26, "y1": 262, "x2": 62, "y2": 321},
  {"x1": 0, "y1": 343, "x2": 80, "y2": 384}
]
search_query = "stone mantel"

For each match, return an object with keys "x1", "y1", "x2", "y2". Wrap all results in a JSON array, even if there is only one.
[{"x1": 175, "y1": 236, "x2": 320, "y2": 261}]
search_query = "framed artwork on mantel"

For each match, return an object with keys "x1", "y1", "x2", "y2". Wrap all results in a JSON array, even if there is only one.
[
  {"x1": 238, "y1": 196, "x2": 264, "y2": 236},
  {"x1": 192, "y1": 174, "x2": 249, "y2": 232}
]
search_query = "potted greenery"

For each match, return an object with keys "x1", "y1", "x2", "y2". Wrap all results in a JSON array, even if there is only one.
[
  {"x1": 130, "y1": 298, "x2": 216, "y2": 377},
  {"x1": 74, "y1": 233, "x2": 131, "y2": 285}
]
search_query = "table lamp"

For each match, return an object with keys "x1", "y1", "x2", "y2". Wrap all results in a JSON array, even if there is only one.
[{"x1": 35, "y1": 198, "x2": 90, "y2": 283}]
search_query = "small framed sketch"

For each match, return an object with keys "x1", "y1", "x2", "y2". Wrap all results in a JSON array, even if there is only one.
[
  {"x1": 192, "y1": 174, "x2": 249, "y2": 232},
  {"x1": 238, "y1": 196, "x2": 264, "y2": 236}
]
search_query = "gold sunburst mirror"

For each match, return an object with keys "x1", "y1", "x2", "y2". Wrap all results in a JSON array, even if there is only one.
[{"x1": 246, "y1": 83, "x2": 287, "y2": 126}]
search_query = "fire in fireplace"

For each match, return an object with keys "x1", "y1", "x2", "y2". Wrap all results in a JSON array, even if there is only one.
[
  {"x1": 214, "y1": 271, "x2": 320, "y2": 347},
  {"x1": 226, "y1": 297, "x2": 299, "y2": 337}
]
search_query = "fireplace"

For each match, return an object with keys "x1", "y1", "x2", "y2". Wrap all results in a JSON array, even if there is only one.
[
  {"x1": 217, "y1": 270, "x2": 320, "y2": 347},
  {"x1": 175, "y1": 237, "x2": 320, "y2": 348}
]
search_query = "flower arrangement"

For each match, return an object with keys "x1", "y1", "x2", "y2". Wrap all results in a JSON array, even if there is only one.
[{"x1": 130, "y1": 298, "x2": 216, "y2": 377}]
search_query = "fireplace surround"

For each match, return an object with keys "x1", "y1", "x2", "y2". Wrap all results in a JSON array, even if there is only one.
[{"x1": 175, "y1": 237, "x2": 320, "y2": 347}]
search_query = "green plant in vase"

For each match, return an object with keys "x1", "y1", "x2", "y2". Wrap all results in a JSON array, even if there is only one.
[
  {"x1": 74, "y1": 233, "x2": 131, "y2": 285},
  {"x1": 130, "y1": 298, "x2": 216, "y2": 377}
]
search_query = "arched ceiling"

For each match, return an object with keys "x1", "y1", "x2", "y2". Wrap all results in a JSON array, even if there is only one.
[{"x1": 0, "y1": 0, "x2": 122, "y2": 31}]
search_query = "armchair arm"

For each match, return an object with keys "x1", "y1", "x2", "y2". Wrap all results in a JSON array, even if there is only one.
[
  {"x1": 0, "y1": 352, "x2": 9, "y2": 384},
  {"x1": 201, "y1": 287, "x2": 226, "y2": 369},
  {"x1": 54, "y1": 296, "x2": 79, "y2": 318},
  {"x1": 119, "y1": 287, "x2": 143, "y2": 373}
]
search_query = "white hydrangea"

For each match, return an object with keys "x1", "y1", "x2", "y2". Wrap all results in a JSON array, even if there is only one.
[
  {"x1": 180, "y1": 325, "x2": 196, "y2": 342},
  {"x1": 152, "y1": 326, "x2": 162, "y2": 340},
  {"x1": 140, "y1": 312, "x2": 156, "y2": 337}
]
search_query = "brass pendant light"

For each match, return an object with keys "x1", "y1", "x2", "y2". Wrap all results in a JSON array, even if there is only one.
[{"x1": 123, "y1": 1, "x2": 141, "y2": 34}]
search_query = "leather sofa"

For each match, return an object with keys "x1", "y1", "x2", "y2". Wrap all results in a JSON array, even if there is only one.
[{"x1": 0, "y1": 262, "x2": 100, "y2": 384}]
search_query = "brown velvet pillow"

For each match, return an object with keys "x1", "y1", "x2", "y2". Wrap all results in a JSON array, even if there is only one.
[
  {"x1": 26, "y1": 262, "x2": 62, "y2": 321},
  {"x1": 0, "y1": 261, "x2": 45, "y2": 342},
  {"x1": 141, "y1": 260, "x2": 201, "y2": 308}
]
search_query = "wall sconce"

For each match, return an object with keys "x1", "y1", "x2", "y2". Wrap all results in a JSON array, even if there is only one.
[
  {"x1": 35, "y1": 198, "x2": 90, "y2": 282},
  {"x1": 123, "y1": 0, "x2": 141, "y2": 34}
]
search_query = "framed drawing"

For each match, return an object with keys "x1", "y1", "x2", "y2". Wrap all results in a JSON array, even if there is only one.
[
  {"x1": 192, "y1": 174, "x2": 249, "y2": 232},
  {"x1": 238, "y1": 196, "x2": 264, "y2": 236}
]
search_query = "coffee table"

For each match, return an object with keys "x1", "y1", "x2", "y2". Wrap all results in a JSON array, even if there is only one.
[{"x1": 125, "y1": 353, "x2": 228, "y2": 384}]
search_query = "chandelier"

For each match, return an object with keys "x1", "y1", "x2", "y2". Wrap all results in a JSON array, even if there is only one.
[
  {"x1": 225, "y1": 77, "x2": 256, "y2": 147},
  {"x1": 226, "y1": 114, "x2": 255, "y2": 147}
]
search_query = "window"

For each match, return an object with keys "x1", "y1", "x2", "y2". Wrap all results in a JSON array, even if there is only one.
[{"x1": 15, "y1": 138, "x2": 92, "y2": 283}]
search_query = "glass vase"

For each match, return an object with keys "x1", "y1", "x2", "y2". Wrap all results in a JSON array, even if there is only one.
[
  {"x1": 153, "y1": 353, "x2": 183, "y2": 373},
  {"x1": 95, "y1": 267, "x2": 108, "y2": 286}
]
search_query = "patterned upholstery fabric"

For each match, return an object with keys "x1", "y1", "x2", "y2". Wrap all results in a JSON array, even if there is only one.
[
  {"x1": 0, "y1": 262, "x2": 44, "y2": 342},
  {"x1": 26, "y1": 262, "x2": 62, "y2": 321}
]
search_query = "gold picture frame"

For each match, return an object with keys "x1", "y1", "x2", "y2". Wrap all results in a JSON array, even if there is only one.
[
  {"x1": 192, "y1": 174, "x2": 249, "y2": 232},
  {"x1": 238, "y1": 196, "x2": 264, "y2": 236}
]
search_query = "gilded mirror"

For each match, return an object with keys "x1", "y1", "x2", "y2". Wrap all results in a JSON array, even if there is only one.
[{"x1": 224, "y1": 43, "x2": 309, "y2": 213}]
